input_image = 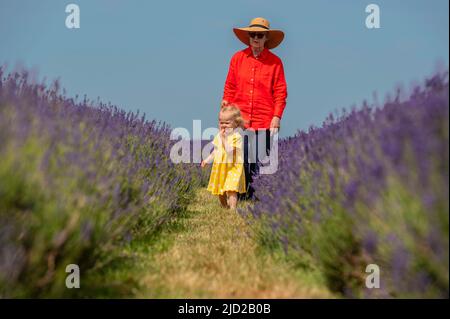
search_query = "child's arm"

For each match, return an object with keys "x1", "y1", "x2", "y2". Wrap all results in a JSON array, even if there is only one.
[
  {"x1": 201, "y1": 149, "x2": 215, "y2": 167},
  {"x1": 219, "y1": 132, "x2": 235, "y2": 156},
  {"x1": 219, "y1": 132, "x2": 239, "y2": 165}
]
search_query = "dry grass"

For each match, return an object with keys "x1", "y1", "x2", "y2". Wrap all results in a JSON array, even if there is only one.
[{"x1": 138, "y1": 188, "x2": 332, "y2": 298}]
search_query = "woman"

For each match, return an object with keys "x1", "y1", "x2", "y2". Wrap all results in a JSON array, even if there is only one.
[{"x1": 221, "y1": 17, "x2": 288, "y2": 199}]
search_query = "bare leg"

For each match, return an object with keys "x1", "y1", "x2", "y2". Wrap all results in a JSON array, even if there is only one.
[
  {"x1": 227, "y1": 191, "x2": 238, "y2": 209},
  {"x1": 219, "y1": 194, "x2": 229, "y2": 208}
]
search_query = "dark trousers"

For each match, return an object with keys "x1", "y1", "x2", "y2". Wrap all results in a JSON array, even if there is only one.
[{"x1": 239, "y1": 128, "x2": 271, "y2": 200}]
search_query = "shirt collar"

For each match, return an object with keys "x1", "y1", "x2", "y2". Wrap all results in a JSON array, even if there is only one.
[{"x1": 245, "y1": 46, "x2": 268, "y2": 60}]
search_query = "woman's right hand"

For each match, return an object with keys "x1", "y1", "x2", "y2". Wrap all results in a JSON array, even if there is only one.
[{"x1": 221, "y1": 100, "x2": 229, "y2": 108}]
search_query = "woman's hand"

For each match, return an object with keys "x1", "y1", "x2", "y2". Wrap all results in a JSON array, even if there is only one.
[
  {"x1": 201, "y1": 160, "x2": 207, "y2": 168},
  {"x1": 221, "y1": 100, "x2": 229, "y2": 108},
  {"x1": 270, "y1": 116, "x2": 281, "y2": 136}
]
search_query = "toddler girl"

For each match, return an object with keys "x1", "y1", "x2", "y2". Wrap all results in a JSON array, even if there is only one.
[{"x1": 201, "y1": 105, "x2": 246, "y2": 209}]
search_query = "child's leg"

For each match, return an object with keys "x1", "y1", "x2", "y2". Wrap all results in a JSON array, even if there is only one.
[
  {"x1": 226, "y1": 191, "x2": 238, "y2": 209},
  {"x1": 219, "y1": 193, "x2": 229, "y2": 208}
]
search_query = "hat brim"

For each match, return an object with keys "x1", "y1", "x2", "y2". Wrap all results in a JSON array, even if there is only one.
[{"x1": 233, "y1": 27, "x2": 284, "y2": 49}]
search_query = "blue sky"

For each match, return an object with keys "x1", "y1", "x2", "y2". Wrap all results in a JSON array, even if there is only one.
[{"x1": 0, "y1": 0, "x2": 448, "y2": 138}]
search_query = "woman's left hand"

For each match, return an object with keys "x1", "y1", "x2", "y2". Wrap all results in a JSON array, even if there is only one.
[{"x1": 270, "y1": 116, "x2": 280, "y2": 136}]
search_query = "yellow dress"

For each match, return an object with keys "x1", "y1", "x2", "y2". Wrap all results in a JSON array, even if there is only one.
[{"x1": 206, "y1": 131, "x2": 246, "y2": 195}]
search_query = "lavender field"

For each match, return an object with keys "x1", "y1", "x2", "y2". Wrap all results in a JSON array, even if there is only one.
[
  {"x1": 240, "y1": 71, "x2": 449, "y2": 298},
  {"x1": 0, "y1": 66, "x2": 448, "y2": 298},
  {"x1": 0, "y1": 68, "x2": 207, "y2": 297}
]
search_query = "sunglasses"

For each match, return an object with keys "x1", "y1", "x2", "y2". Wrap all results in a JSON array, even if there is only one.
[{"x1": 248, "y1": 32, "x2": 266, "y2": 39}]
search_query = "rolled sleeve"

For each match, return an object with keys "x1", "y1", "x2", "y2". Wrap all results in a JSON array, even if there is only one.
[
  {"x1": 223, "y1": 55, "x2": 237, "y2": 103},
  {"x1": 272, "y1": 60, "x2": 287, "y2": 119}
]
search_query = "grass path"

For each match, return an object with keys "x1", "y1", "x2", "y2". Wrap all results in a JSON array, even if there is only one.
[{"x1": 130, "y1": 187, "x2": 332, "y2": 298}]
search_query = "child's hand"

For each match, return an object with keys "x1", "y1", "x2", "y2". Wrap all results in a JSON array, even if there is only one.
[
  {"x1": 224, "y1": 127, "x2": 233, "y2": 136},
  {"x1": 220, "y1": 127, "x2": 233, "y2": 140}
]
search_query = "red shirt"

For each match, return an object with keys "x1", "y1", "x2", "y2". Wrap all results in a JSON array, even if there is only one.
[{"x1": 222, "y1": 46, "x2": 287, "y2": 129}]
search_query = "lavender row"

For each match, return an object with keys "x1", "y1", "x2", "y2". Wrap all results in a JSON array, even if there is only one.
[
  {"x1": 241, "y1": 72, "x2": 449, "y2": 298},
  {"x1": 0, "y1": 68, "x2": 204, "y2": 297}
]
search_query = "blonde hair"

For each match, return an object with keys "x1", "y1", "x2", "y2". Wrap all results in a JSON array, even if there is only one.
[{"x1": 220, "y1": 104, "x2": 246, "y2": 129}]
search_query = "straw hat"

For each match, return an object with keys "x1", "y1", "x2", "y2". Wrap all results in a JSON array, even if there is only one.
[{"x1": 233, "y1": 17, "x2": 284, "y2": 49}]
